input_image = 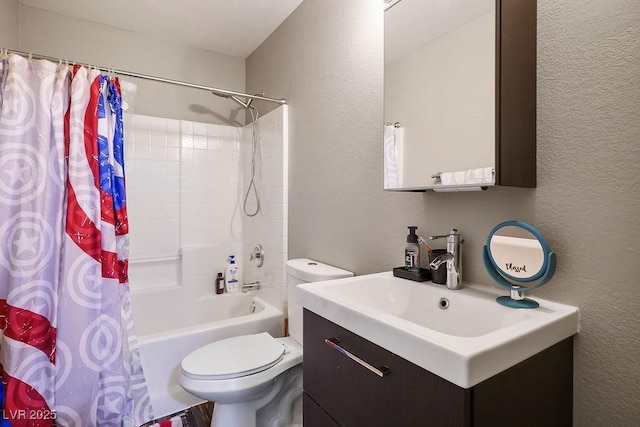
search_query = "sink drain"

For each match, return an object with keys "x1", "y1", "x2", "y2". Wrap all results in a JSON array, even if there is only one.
[{"x1": 438, "y1": 298, "x2": 450, "y2": 310}]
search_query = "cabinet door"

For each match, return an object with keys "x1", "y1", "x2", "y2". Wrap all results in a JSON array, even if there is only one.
[
  {"x1": 303, "y1": 310, "x2": 471, "y2": 427},
  {"x1": 304, "y1": 393, "x2": 341, "y2": 427}
]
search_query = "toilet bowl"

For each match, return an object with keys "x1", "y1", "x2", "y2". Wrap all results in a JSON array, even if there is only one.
[{"x1": 178, "y1": 259, "x2": 353, "y2": 427}]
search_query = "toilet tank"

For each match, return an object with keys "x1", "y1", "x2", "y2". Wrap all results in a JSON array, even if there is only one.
[{"x1": 286, "y1": 259, "x2": 354, "y2": 344}]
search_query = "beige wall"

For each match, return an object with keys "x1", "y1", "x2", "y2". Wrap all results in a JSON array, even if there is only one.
[
  {"x1": 247, "y1": 0, "x2": 640, "y2": 424},
  {"x1": 0, "y1": 0, "x2": 19, "y2": 48},
  {"x1": 17, "y1": 5, "x2": 245, "y2": 124}
]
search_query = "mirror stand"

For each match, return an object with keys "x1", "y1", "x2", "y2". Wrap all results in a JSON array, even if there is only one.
[
  {"x1": 483, "y1": 247, "x2": 557, "y2": 308},
  {"x1": 497, "y1": 286, "x2": 540, "y2": 309}
]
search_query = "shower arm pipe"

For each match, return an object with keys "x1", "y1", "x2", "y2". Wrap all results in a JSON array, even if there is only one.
[{"x1": 1, "y1": 48, "x2": 287, "y2": 105}]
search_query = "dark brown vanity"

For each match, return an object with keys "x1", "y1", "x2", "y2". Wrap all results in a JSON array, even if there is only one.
[{"x1": 303, "y1": 310, "x2": 573, "y2": 427}]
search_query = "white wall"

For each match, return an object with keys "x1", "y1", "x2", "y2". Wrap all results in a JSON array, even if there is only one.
[
  {"x1": 17, "y1": 5, "x2": 245, "y2": 124},
  {"x1": 247, "y1": 0, "x2": 640, "y2": 424},
  {"x1": 0, "y1": 0, "x2": 19, "y2": 49}
]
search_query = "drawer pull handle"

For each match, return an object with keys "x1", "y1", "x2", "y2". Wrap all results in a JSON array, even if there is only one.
[{"x1": 324, "y1": 337, "x2": 391, "y2": 378}]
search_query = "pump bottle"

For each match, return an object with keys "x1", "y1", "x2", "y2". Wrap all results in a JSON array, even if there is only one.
[
  {"x1": 224, "y1": 255, "x2": 241, "y2": 293},
  {"x1": 405, "y1": 226, "x2": 420, "y2": 273}
]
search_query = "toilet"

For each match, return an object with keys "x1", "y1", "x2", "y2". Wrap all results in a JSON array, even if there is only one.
[{"x1": 178, "y1": 258, "x2": 354, "y2": 427}]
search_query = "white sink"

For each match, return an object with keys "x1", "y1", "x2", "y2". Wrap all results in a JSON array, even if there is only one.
[{"x1": 297, "y1": 272, "x2": 579, "y2": 388}]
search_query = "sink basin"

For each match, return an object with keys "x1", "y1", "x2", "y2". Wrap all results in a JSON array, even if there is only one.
[{"x1": 297, "y1": 272, "x2": 579, "y2": 388}]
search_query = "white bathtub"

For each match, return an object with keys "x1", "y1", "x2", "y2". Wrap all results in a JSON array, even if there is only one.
[{"x1": 132, "y1": 291, "x2": 283, "y2": 418}]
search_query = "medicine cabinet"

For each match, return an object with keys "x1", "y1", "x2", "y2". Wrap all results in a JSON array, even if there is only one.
[{"x1": 383, "y1": 0, "x2": 536, "y2": 191}]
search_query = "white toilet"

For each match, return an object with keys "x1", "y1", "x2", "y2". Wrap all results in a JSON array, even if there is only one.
[{"x1": 178, "y1": 258, "x2": 353, "y2": 427}]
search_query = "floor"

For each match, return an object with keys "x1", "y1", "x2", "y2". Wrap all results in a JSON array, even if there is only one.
[{"x1": 141, "y1": 402, "x2": 214, "y2": 427}]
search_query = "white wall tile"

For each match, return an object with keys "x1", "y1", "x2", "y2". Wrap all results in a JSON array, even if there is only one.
[
  {"x1": 193, "y1": 122, "x2": 208, "y2": 136},
  {"x1": 126, "y1": 109, "x2": 286, "y2": 304},
  {"x1": 134, "y1": 115, "x2": 152, "y2": 130},
  {"x1": 167, "y1": 119, "x2": 180, "y2": 134},
  {"x1": 150, "y1": 131, "x2": 167, "y2": 147}
]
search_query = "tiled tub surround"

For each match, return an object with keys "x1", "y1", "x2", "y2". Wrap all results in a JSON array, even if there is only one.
[
  {"x1": 123, "y1": 107, "x2": 288, "y2": 417},
  {"x1": 125, "y1": 108, "x2": 288, "y2": 300},
  {"x1": 241, "y1": 106, "x2": 289, "y2": 312},
  {"x1": 125, "y1": 114, "x2": 244, "y2": 291}
]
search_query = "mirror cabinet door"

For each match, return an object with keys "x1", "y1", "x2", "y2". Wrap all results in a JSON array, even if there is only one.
[{"x1": 383, "y1": 0, "x2": 536, "y2": 191}]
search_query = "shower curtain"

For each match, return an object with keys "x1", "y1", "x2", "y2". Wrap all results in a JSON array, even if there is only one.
[{"x1": 0, "y1": 54, "x2": 152, "y2": 426}]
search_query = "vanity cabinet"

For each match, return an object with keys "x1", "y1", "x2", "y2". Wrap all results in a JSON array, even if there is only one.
[{"x1": 303, "y1": 309, "x2": 573, "y2": 427}]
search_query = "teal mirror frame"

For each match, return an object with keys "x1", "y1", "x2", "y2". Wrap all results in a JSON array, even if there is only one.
[{"x1": 482, "y1": 220, "x2": 557, "y2": 308}]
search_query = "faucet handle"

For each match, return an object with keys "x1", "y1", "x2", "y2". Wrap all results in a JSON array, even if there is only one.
[
  {"x1": 428, "y1": 234, "x2": 449, "y2": 241},
  {"x1": 429, "y1": 228, "x2": 459, "y2": 240},
  {"x1": 429, "y1": 229, "x2": 462, "y2": 244}
]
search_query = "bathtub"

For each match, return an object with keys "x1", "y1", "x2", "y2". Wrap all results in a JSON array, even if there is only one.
[{"x1": 132, "y1": 291, "x2": 283, "y2": 418}]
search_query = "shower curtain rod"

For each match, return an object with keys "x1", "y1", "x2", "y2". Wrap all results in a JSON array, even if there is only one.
[{"x1": 1, "y1": 48, "x2": 287, "y2": 105}]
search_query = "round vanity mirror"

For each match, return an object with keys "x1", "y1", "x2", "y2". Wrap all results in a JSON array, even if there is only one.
[
  {"x1": 489, "y1": 225, "x2": 546, "y2": 283},
  {"x1": 483, "y1": 221, "x2": 556, "y2": 309}
]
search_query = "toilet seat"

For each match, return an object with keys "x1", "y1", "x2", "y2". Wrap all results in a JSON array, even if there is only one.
[{"x1": 181, "y1": 333, "x2": 285, "y2": 380}]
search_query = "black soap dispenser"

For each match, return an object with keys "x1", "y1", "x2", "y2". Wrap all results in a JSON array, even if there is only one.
[
  {"x1": 405, "y1": 226, "x2": 420, "y2": 273},
  {"x1": 393, "y1": 225, "x2": 431, "y2": 282}
]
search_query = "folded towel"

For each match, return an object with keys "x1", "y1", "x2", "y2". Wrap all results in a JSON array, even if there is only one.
[
  {"x1": 483, "y1": 167, "x2": 494, "y2": 183},
  {"x1": 440, "y1": 172, "x2": 454, "y2": 185},
  {"x1": 438, "y1": 167, "x2": 494, "y2": 186}
]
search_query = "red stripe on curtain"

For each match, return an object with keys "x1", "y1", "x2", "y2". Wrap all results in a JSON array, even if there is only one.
[
  {"x1": 1, "y1": 369, "x2": 53, "y2": 427},
  {"x1": 2, "y1": 303, "x2": 56, "y2": 364}
]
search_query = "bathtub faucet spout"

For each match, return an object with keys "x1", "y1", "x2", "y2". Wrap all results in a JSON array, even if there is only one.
[{"x1": 242, "y1": 281, "x2": 261, "y2": 293}]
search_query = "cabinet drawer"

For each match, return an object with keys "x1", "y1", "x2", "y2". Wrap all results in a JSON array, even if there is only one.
[
  {"x1": 303, "y1": 309, "x2": 470, "y2": 427},
  {"x1": 303, "y1": 393, "x2": 341, "y2": 427}
]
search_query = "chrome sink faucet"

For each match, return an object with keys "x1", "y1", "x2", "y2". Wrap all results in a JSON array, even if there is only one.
[{"x1": 429, "y1": 229, "x2": 463, "y2": 290}]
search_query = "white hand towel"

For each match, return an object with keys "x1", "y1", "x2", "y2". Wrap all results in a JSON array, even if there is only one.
[
  {"x1": 383, "y1": 124, "x2": 404, "y2": 188},
  {"x1": 439, "y1": 167, "x2": 494, "y2": 186},
  {"x1": 440, "y1": 172, "x2": 454, "y2": 185},
  {"x1": 454, "y1": 171, "x2": 466, "y2": 185},
  {"x1": 483, "y1": 167, "x2": 494, "y2": 184},
  {"x1": 383, "y1": 124, "x2": 397, "y2": 188}
]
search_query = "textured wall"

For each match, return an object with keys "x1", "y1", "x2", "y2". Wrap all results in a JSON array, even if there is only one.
[
  {"x1": 0, "y1": 0, "x2": 18, "y2": 48},
  {"x1": 18, "y1": 5, "x2": 245, "y2": 124},
  {"x1": 247, "y1": 0, "x2": 640, "y2": 423}
]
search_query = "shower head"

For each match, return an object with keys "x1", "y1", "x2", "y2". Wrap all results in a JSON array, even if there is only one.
[
  {"x1": 211, "y1": 90, "x2": 231, "y2": 99},
  {"x1": 211, "y1": 90, "x2": 253, "y2": 109}
]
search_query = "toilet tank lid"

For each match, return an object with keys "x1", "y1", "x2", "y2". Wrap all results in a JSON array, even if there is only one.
[{"x1": 286, "y1": 258, "x2": 354, "y2": 283}]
